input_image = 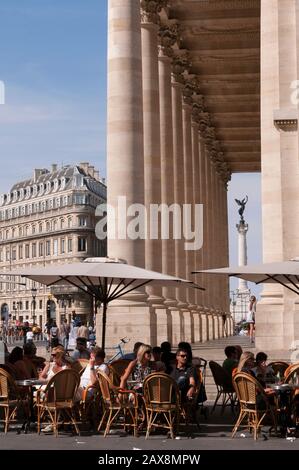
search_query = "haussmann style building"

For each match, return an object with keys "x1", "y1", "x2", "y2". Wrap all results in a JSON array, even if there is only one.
[{"x1": 0, "y1": 162, "x2": 107, "y2": 327}]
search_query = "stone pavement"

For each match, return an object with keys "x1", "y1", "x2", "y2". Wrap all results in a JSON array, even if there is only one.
[{"x1": 0, "y1": 404, "x2": 298, "y2": 451}]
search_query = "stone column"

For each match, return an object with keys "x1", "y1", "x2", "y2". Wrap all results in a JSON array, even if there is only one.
[
  {"x1": 172, "y1": 59, "x2": 188, "y2": 309},
  {"x1": 105, "y1": 0, "x2": 149, "y2": 348},
  {"x1": 259, "y1": 0, "x2": 299, "y2": 349},
  {"x1": 236, "y1": 222, "x2": 249, "y2": 290},
  {"x1": 182, "y1": 95, "x2": 195, "y2": 307},
  {"x1": 107, "y1": 0, "x2": 145, "y2": 266},
  {"x1": 199, "y1": 137, "x2": 208, "y2": 308},
  {"x1": 158, "y1": 24, "x2": 177, "y2": 306},
  {"x1": 191, "y1": 120, "x2": 203, "y2": 307},
  {"x1": 140, "y1": 2, "x2": 166, "y2": 344}
]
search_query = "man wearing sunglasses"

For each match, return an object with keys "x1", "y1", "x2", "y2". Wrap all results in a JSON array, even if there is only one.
[{"x1": 170, "y1": 348, "x2": 197, "y2": 402}]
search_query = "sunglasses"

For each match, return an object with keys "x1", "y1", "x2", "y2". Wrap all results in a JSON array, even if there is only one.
[{"x1": 178, "y1": 354, "x2": 187, "y2": 358}]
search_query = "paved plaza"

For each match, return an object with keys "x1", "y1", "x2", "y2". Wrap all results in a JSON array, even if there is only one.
[{"x1": 0, "y1": 403, "x2": 298, "y2": 451}]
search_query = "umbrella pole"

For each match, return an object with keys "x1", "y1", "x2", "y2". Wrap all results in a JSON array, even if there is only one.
[{"x1": 102, "y1": 301, "x2": 107, "y2": 351}]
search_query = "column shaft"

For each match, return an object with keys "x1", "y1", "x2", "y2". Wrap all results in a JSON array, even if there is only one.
[{"x1": 107, "y1": 0, "x2": 145, "y2": 266}]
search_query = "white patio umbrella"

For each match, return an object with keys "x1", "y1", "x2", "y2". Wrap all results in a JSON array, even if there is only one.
[
  {"x1": 193, "y1": 258, "x2": 299, "y2": 296},
  {"x1": 2, "y1": 257, "x2": 203, "y2": 350}
]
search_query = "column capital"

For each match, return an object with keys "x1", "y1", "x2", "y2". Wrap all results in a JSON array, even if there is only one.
[
  {"x1": 158, "y1": 21, "x2": 180, "y2": 58},
  {"x1": 140, "y1": 0, "x2": 167, "y2": 24},
  {"x1": 171, "y1": 51, "x2": 191, "y2": 83}
]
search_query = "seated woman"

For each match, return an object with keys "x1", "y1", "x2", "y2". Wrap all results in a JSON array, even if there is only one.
[
  {"x1": 39, "y1": 346, "x2": 72, "y2": 382},
  {"x1": 237, "y1": 351, "x2": 255, "y2": 376},
  {"x1": 120, "y1": 344, "x2": 156, "y2": 393}
]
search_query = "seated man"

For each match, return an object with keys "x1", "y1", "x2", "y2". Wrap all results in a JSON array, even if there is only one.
[
  {"x1": 252, "y1": 352, "x2": 275, "y2": 386},
  {"x1": 80, "y1": 347, "x2": 109, "y2": 399},
  {"x1": 71, "y1": 337, "x2": 90, "y2": 360},
  {"x1": 169, "y1": 348, "x2": 197, "y2": 402},
  {"x1": 222, "y1": 346, "x2": 238, "y2": 376}
]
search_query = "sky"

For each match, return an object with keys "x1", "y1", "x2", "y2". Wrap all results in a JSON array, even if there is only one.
[{"x1": 0, "y1": 0, "x2": 262, "y2": 298}]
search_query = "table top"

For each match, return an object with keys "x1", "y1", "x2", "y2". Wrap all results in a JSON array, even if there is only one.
[
  {"x1": 16, "y1": 379, "x2": 46, "y2": 386},
  {"x1": 268, "y1": 383, "x2": 299, "y2": 391}
]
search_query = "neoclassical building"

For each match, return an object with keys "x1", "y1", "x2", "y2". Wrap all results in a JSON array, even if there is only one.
[
  {"x1": 106, "y1": 0, "x2": 299, "y2": 350},
  {"x1": 0, "y1": 162, "x2": 106, "y2": 327}
]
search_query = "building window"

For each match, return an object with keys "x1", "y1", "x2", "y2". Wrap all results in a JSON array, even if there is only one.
[
  {"x1": 6, "y1": 250, "x2": 10, "y2": 261},
  {"x1": 39, "y1": 224, "x2": 43, "y2": 233},
  {"x1": 53, "y1": 239, "x2": 58, "y2": 256},
  {"x1": 25, "y1": 301, "x2": 29, "y2": 310},
  {"x1": 60, "y1": 219, "x2": 65, "y2": 229},
  {"x1": 39, "y1": 242, "x2": 44, "y2": 257},
  {"x1": 12, "y1": 249, "x2": 16, "y2": 261},
  {"x1": 32, "y1": 243, "x2": 37, "y2": 258},
  {"x1": 68, "y1": 218, "x2": 72, "y2": 228},
  {"x1": 78, "y1": 237, "x2": 87, "y2": 252},
  {"x1": 61, "y1": 239, "x2": 65, "y2": 254},
  {"x1": 68, "y1": 239, "x2": 73, "y2": 253},
  {"x1": 78, "y1": 216, "x2": 87, "y2": 227},
  {"x1": 46, "y1": 241, "x2": 51, "y2": 256},
  {"x1": 39, "y1": 299, "x2": 43, "y2": 310},
  {"x1": 32, "y1": 225, "x2": 36, "y2": 234},
  {"x1": 25, "y1": 244, "x2": 30, "y2": 258},
  {"x1": 19, "y1": 245, "x2": 23, "y2": 259}
]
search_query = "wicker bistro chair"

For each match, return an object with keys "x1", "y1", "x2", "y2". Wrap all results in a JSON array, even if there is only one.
[
  {"x1": 209, "y1": 361, "x2": 236, "y2": 414},
  {"x1": 268, "y1": 362, "x2": 289, "y2": 382},
  {"x1": 36, "y1": 369, "x2": 80, "y2": 437},
  {"x1": 109, "y1": 359, "x2": 130, "y2": 383},
  {"x1": 80, "y1": 380, "x2": 103, "y2": 430},
  {"x1": 232, "y1": 372, "x2": 278, "y2": 440},
  {"x1": 97, "y1": 370, "x2": 139, "y2": 437},
  {"x1": 0, "y1": 368, "x2": 29, "y2": 433},
  {"x1": 143, "y1": 373, "x2": 181, "y2": 439},
  {"x1": 284, "y1": 364, "x2": 299, "y2": 425}
]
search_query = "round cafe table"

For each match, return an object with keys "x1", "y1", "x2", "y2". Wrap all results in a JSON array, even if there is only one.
[
  {"x1": 268, "y1": 383, "x2": 299, "y2": 436},
  {"x1": 16, "y1": 379, "x2": 47, "y2": 433}
]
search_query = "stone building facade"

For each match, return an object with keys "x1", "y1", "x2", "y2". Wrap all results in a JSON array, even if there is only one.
[{"x1": 0, "y1": 162, "x2": 106, "y2": 327}]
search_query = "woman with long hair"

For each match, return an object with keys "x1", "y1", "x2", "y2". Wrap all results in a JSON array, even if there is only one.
[
  {"x1": 237, "y1": 351, "x2": 255, "y2": 375},
  {"x1": 247, "y1": 295, "x2": 256, "y2": 343}
]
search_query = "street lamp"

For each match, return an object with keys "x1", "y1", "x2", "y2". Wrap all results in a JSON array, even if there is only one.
[{"x1": 31, "y1": 287, "x2": 37, "y2": 324}]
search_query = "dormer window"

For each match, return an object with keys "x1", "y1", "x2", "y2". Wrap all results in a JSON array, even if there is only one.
[
  {"x1": 46, "y1": 181, "x2": 51, "y2": 193},
  {"x1": 53, "y1": 179, "x2": 59, "y2": 192},
  {"x1": 19, "y1": 189, "x2": 24, "y2": 201},
  {"x1": 60, "y1": 177, "x2": 66, "y2": 190},
  {"x1": 32, "y1": 185, "x2": 38, "y2": 197}
]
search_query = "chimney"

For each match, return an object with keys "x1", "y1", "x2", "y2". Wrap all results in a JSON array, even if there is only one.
[
  {"x1": 88, "y1": 165, "x2": 95, "y2": 178},
  {"x1": 94, "y1": 170, "x2": 100, "y2": 181},
  {"x1": 79, "y1": 162, "x2": 89, "y2": 174},
  {"x1": 34, "y1": 169, "x2": 42, "y2": 182},
  {"x1": 51, "y1": 164, "x2": 58, "y2": 173}
]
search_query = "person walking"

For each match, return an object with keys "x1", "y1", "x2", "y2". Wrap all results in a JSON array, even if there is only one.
[
  {"x1": 247, "y1": 295, "x2": 256, "y2": 344},
  {"x1": 60, "y1": 319, "x2": 70, "y2": 351}
]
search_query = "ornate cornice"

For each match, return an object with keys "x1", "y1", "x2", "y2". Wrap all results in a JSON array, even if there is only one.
[{"x1": 140, "y1": 0, "x2": 168, "y2": 24}]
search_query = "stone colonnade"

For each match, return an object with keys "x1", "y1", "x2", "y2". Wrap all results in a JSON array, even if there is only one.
[{"x1": 104, "y1": 0, "x2": 233, "y2": 348}]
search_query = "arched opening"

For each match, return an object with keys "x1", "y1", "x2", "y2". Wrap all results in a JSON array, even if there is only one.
[{"x1": 1, "y1": 303, "x2": 9, "y2": 322}]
